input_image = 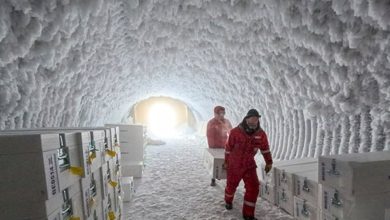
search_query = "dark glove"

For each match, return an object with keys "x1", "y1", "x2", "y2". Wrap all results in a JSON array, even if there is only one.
[
  {"x1": 264, "y1": 164, "x2": 272, "y2": 174},
  {"x1": 223, "y1": 161, "x2": 228, "y2": 170}
]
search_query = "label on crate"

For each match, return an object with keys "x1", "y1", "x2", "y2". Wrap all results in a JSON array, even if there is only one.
[{"x1": 44, "y1": 151, "x2": 60, "y2": 199}]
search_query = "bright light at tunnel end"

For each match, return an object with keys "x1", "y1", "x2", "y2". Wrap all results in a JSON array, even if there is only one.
[{"x1": 147, "y1": 103, "x2": 178, "y2": 138}]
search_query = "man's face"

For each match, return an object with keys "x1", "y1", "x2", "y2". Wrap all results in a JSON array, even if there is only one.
[
  {"x1": 246, "y1": 116, "x2": 259, "y2": 129},
  {"x1": 216, "y1": 111, "x2": 225, "y2": 120}
]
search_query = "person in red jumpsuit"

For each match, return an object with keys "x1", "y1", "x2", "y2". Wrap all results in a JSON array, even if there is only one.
[
  {"x1": 224, "y1": 109, "x2": 273, "y2": 220},
  {"x1": 206, "y1": 105, "x2": 232, "y2": 186}
]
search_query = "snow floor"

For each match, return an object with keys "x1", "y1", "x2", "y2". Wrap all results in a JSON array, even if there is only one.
[{"x1": 123, "y1": 135, "x2": 294, "y2": 220}]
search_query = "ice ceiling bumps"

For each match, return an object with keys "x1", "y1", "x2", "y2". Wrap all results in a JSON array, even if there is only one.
[{"x1": 0, "y1": 0, "x2": 389, "y2": 157}]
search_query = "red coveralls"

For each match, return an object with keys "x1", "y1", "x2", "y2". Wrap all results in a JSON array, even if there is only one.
[
  {"x1": 206, "y1": 118, "x2": 232, "y2": 148},
  {"x1": 224, "y1": 125, "x2": 273, "y2": 217}
]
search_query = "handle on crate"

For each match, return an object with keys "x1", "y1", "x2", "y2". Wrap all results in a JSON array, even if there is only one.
[
  {"x1": 59, "y1": 163, "x2": 71, "y2": 169},
  {"x1": 61, "y1": 203, "x2": 72, "y2": 215},
  {"x1": 58, "y1": 153, "x2": 68, "y2": 160},
  {"x1": 331, "y1": 190, "x2": 342, "y2": 207},
  {"x1": 327, "y1": 159, "x2": 340, "y2": 176},
  {"x1": 301, "y1": 201, "x2": 309, "y2": 217},
  {"x1": 281, "y1": 170, "x2": 287, "y2": 183},
  {"x1": 302, "y1": 178, "x2": 310, "y2": 192},
  {"x1": 70, "y1": 166, "x2": 84, "y2": 176},
  {"x1": 281, "y1": 190, "x2": 287, "y2": 201},
  {"x1": 90, "y1": 183, "x2": 96, "y2": 192}
]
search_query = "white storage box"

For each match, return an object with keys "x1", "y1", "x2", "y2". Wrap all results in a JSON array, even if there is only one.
[
  {"x1": 115, "y1": 193, "x2": 123, "y2": 220},
  {"x1": 122, "y1": 176, "x2": 136, "y2": 202},
  {"x1": 275, "y1": 163, "x2": 318, "y2": 193},
  {"x1": 101, "y1": 162, "x2": 117, "y2": 202},
  {"x1": 114, "y1": 180, "x2": 123, "y2": 213},
  {"x1": 294, "y1": 170, "x2": 321, "y2": 207},
  {"x1": 260, "y1": 180, "x2": 276, "y2": 204},
  {"x1": 80, "y1": 169, "x2": 104, "y2": 220},
  {"x1": 321, "y1": 184, "x2": 390, "y2": 220},
  {"x1": 258, "y1": 157, "x2": 318, "y2": 185},
  {"x1": 121, "y1": 161, "x2": 144, "y2": 178},
  {"x1": 9, "y1": 127, "x2": 107, "y2": 175},
  {"x1": 106, "y1": 124, "x2": 145, "y2": 162},
  {"x1": 294, "y1": 196, "x2": 318, "y2": 220},
  {"x1": 320, "y1": 210, "x2": 339, "y2": 220},
  {"x1": 0, "y1": 132, "x2": 84, "y2": 202},
  {"x1": 319, "y1": 151, "x2": 390, "y2": 196},
  {"x1": 0, "y1": 181, "x2": 83, "y2": 220},
  {"x1": 277, "y1": 188, "x2": 294, "y2": 214},
  {"x1": 104, "y1": 125, "x2": 120, "y2": 147},
  {"x1": 101, "y1": 128, "x2": 116, "y2": 163},
  {"x1": 203, "y1": 148, "x2": 226, "y2": 180},
  {"x1": 102, "y1": 193, "x2": 116, "y2": 220}
]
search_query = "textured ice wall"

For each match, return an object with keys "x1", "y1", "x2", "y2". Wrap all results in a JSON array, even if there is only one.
[{"x1": 0, "y1": 0, "x2": 389, "y2": 157}]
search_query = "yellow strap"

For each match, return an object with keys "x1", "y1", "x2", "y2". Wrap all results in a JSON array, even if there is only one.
[
  {"x1": 88, "y1": 197, "x2": 96, "y2": 208},
  {"x1": 69, "y1": 166, "x2": 84, "y2": 176},
  {"x1": 88, "y1": 152, "x2": 96, "y2": 164},
  {"x1": 106, "y1": 149, "x2": 117, "y2": 157},
  {"x1": 108, "y1": 211, "x2": 116, "y2": 220},
  {"x1": 109, "y1": 180, "x2": 118, "y2": 188}
]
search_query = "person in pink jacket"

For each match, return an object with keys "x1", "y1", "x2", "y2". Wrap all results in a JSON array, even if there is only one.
[
  {"x1": 224, "y1": 109, "x2": 273, "y2": 220},
  {"x1": 206, "y1": 105, "x2": 233, "y2": 186}
]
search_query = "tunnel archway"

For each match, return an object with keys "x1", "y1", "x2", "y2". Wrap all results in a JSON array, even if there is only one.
[{"x1": 131, "y1": 96, "x2": 197, "y2": 138}]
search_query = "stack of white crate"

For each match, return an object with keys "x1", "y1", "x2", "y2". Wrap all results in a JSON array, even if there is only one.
[
  {"x1": 318, "y1": 151, "x2": 390, "y2": 220},
  {"x1": 257, "y1": 157, "x2": 318, "y2": 205},
  {"x1": 121, "y1": 176, "x2": 136, "y2": 202},
  {"x1": 106, "y1": 124, "x2": 146, "y2": 178},
  {"x1": 293, "y1": 169, "x2": 320, "y2": 220},
  {"x1": 274, "y1": 161, "x2": 318, "y2": 215},
  {"x1": 0, "y1": 126, "x2": 123, "y2": 220}
]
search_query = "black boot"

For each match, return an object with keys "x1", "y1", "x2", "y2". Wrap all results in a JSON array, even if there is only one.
[
  {"x1": 210, "y1": 178, "x2": 216, "y2": 186},
  {"x1": 243, "y1": 216, "x2": 258, "y2": 220},
  {"x1": 225, "y1": 203, "x2": 233, "y2": 210}
]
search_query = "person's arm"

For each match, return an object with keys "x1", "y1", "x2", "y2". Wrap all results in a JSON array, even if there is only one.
[
  {"x1": 206, "y1": 121, "x2": 216, "y2": 147},
  {"x1": 226, "y1": 119, "x2": 233, "y2": 131},
  {"x1": 259, "y1": 131, "x2": 273, "y2": 173}
]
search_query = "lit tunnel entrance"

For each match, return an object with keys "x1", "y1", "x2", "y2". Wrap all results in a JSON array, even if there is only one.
[{"x1": 132, "y1": 97, "x2": 197, "y2": 139}]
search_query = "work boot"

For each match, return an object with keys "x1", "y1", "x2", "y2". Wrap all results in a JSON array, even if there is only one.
[
  {"x1": 242, "y1": 216, "x2": 258, "y2": 220},
  {"x1": 225, "y1": 203, "x2": 233, "y2": 210},
  {"x1": 210, "y1": 178, "x2": 216, "y2": 186}
]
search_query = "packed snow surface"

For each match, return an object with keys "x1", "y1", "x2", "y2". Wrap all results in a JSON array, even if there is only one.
[{"x1": 124, "y1": 136, "x2": 294, "y2": 220}]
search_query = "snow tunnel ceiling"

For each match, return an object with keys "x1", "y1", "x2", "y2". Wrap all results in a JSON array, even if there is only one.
[{"x1": 0, "y1": 0, "x2": 389, "y2": 157}]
